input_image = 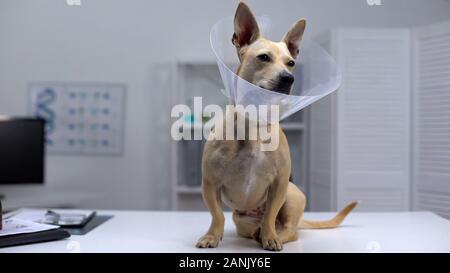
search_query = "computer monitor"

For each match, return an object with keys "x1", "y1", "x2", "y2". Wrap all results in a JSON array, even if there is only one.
[{"x1": 0, "y1": 117, "x2": 45, "y2": 185}]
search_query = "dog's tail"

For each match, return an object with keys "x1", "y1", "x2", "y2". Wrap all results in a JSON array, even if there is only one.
[{"x1": 298, "y1": 201, "x2": 358, "y2": 229}]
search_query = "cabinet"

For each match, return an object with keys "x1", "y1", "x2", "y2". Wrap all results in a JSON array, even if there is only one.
[{"x1": 310, "y1": 29, "x2": 411, "y2": 211}]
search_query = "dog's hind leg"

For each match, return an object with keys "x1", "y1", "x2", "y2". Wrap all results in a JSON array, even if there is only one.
[
  {"x1": 232, "y1": 183, "x2": 306, "y2": 245},
  {"x1": 275, "y1": 182, "x2": 306, "y2": 243},
  {"x1": 232, "y1": 211, "x2": 261, "y2": 239}
]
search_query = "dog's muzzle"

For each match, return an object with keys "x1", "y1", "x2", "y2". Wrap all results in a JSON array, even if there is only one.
[{"x1": 273, "y1": 71, "x2": 294, "y2": 94}]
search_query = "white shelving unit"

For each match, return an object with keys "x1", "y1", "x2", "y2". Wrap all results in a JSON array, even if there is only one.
[{"x1": 171, "y1": 62, "x2": 310, "y2": 210}]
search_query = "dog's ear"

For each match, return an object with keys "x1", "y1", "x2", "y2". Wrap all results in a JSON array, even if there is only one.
[
  {"x1": 232, "y1": 2, "x2": 260, "y2": 49},
  {"x1": 282, "y1": 19, "x2": 306, "y2": 59}
]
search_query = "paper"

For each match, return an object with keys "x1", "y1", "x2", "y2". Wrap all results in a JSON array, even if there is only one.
[
  {"x1": 7, "y1": 208, "x2": 95, "y2": 226},
  {"x1": 0, "y1": 218, "x2": 58, "y2": 237},
  {"x1": 5, "y1": 209, "x2": 46, "y2": 222}
]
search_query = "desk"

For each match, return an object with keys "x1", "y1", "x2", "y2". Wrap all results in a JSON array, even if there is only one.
[{"x1": 1, "y1": 211, "x2": 450, "y2": 253}]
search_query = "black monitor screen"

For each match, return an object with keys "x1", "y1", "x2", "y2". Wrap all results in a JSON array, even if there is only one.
[{"x1": 0, "y1": 118, "x2": 45, "y2": 184}]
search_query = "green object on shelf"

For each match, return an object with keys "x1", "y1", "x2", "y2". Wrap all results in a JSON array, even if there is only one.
[{"x1": 202, "y1": 116, "x2": 212, "y2": 123}]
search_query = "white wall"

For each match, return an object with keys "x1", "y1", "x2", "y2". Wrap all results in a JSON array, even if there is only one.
[{"x1": 1, "y1": 0, "x2": 449, "y2": 210}]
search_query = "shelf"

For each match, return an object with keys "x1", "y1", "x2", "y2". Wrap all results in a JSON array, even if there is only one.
[
  {"x1": 176, "y1": 185, "x2": 202, "y2": 194},
  {"x1": 281, "y1": 123, "x2": 305, "y2": 130},
  {"x1": 192, "y1": 123, "x2": 210, "y2": 130},
  {"x1": 184, "y1": 122, "x2": 305, "y2": 131}
]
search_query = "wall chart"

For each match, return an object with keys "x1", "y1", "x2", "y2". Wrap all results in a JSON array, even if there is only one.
[{"x1": 29, "y1": 83, "x2": 125, "y2": 155}]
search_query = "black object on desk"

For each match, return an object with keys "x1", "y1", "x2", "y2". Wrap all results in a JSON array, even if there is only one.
[
  {"x1": 45, "y1": 210, "x2": 96, "y2": 228},
  {"x1": 0, "y1": 118, "x2": 45, "y2": 186},
  {"x1": 0, "y1": 199, "x2": 3, "y2": 230},
  {"x1": 43, "y1": 210, "x2": 114, "y2": 235},
  {"x1": 63, "y1": 215, "x2": 114, "y2": 235},
  {"x1": 0, "y1": 228, "x2": 70, "y2": 248}
]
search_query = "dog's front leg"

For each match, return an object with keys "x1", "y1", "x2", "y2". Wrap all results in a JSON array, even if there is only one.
[
  {"x1": 196, "y1": 181, "x2": 225, "y2": 248},
  {"x1": 258, "y1": 179, "x2": 288, "y2": 251}
]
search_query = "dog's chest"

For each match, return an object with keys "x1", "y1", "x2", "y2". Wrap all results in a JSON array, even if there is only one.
[{"x1": 208, "y1": 144, "x2": 277, "y2": 210}]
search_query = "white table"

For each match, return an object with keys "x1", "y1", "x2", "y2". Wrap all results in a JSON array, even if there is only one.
[{"x1": 1, "y1": 211, "x2": 450, "y2": 253}]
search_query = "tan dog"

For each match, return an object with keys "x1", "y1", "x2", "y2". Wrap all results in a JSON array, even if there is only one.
[{"x1": 196, "y1": 2, "x2": 357, "y2": 251}]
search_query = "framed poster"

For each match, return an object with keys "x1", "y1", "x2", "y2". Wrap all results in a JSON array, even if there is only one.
[{"x1": 29, "y1": 83, "x2": 125, "y2": 155}]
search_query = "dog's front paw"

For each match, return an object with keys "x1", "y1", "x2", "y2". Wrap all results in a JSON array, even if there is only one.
[
  {"x1": 196, "y1": 234, "x2": 222, "y2": 248},
  {"x1": 260, "y1": 233, "x2": 283, "y2": 251},
  {"x1": 262, "y1": 236, "x2": 283, "y2": 251},
  {"x1": 253, "y1": 228, "x2": 283, "y2": 251}
]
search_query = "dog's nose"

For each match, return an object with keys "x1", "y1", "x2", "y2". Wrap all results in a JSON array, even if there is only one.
[
  {"x1": 275, "y1": 71, "x2": 294, "y2": 94},
  {"x1": 279, "y1": 71, "x2": 294, "y2": 86}
]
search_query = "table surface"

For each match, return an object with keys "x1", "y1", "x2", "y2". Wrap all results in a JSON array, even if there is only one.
[{"x1": 1, "y1": 210, "x2": 450, "y2": 253}]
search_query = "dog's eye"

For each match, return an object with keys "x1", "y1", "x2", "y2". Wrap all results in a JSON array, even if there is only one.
[
  {"x1": 257, "y1": 54, "x2": 271, "y2": 62},
  {"x1": 287, "y1": 60, "x2": 295, "y2": 67}
]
